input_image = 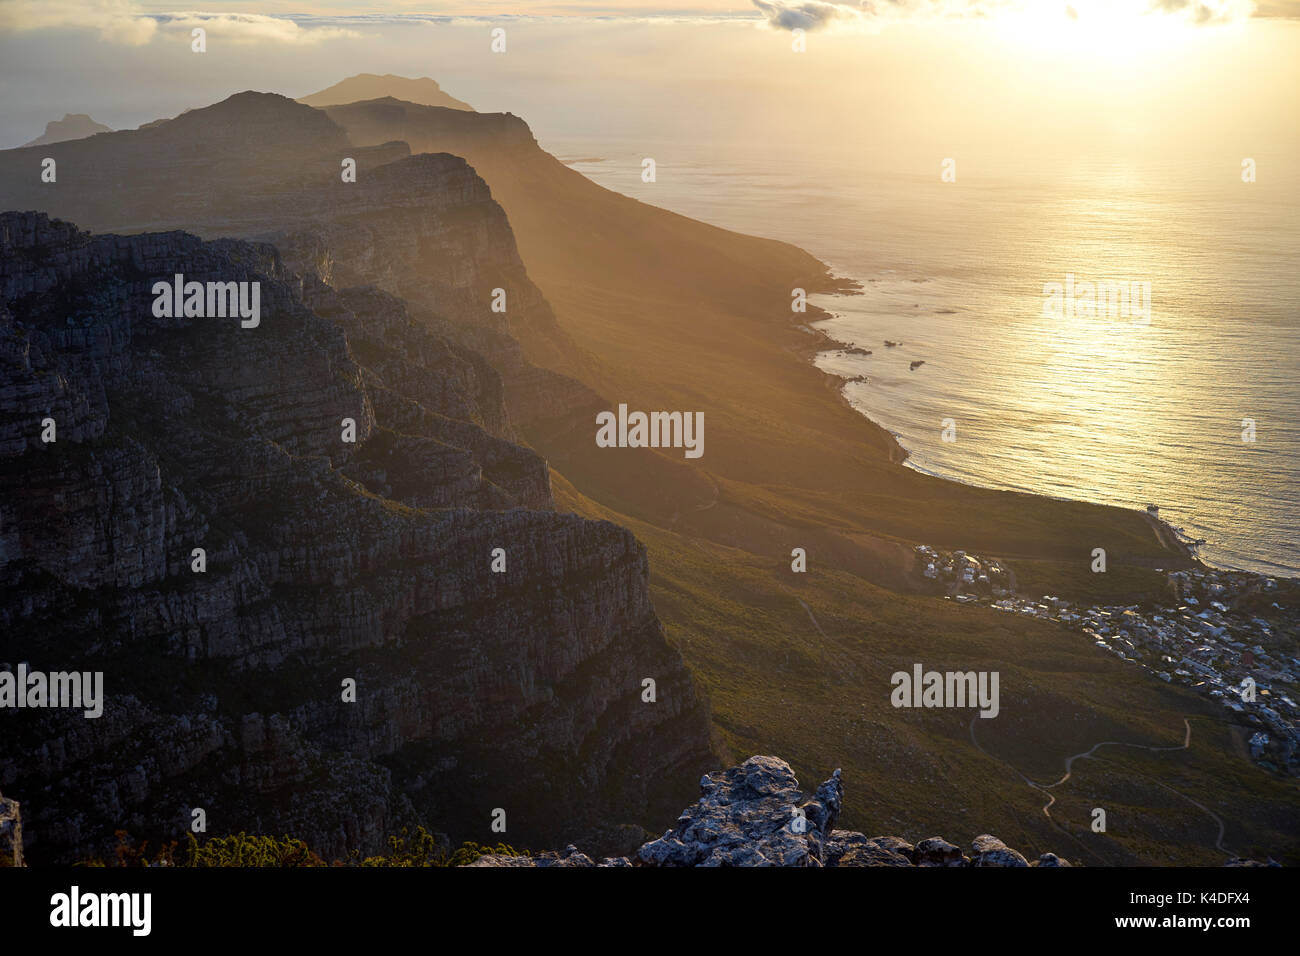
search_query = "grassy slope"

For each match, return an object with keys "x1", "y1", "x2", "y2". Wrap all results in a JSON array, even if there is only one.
[
  {"x1": 328, "y1": 99, "x2": 1299, "y2": 863},
  {"x1": 555, "y1": 472, "x2": 1298, "y2": 865}
]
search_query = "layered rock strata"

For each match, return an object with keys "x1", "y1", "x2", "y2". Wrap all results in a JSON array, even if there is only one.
[{"x1": 0, "y1": 212, "x2": 712, "y2": 863}]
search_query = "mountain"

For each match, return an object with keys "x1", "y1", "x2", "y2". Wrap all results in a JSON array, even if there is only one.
[
  {"x1": 0, "y1": 92, "x2": 590, "y2": 425},
  {"x1": 20, "y1": 113, "x2": 112, "y2": 148},
  {"x1": 299, "y1": 74, "x2": 473, "y2": 111},
  {"x1": 1, "y1": 85, "x2": 1296, "y2": 865},
  {"x1": 0, "y1": 92, "x2": 349, "y2": 233},
  {"x1": 0, "y1": 211, "x2": 712, "y2": 863},
  {"x1": 320, "y1": 96, "x2": 1177, "y2": 556},
  {"x1": 316, "y1": 93, "x2": 1300, "y2": 866}
]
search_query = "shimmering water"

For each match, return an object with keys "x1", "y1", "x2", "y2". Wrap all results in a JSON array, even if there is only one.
[{"x1": 552, "y1": 141, "x2": 1300, "y2": 574}]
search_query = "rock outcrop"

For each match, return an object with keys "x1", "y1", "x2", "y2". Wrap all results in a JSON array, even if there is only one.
[
  {"x1": 0, "y1": 212, "x2": 713, "y2": 863},
  {"x1": 470, "y1": 756, "x2": 1073, "y2": 867}
]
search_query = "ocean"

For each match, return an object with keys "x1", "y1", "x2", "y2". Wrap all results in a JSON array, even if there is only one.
[{"x1": 548, "y1": 137, "x2": 1300, "y2": 576}]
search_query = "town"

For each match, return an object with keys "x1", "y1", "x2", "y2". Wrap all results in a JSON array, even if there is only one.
[{"x1": 913, "y1": 544, "x2": 1300, "y2": 776}]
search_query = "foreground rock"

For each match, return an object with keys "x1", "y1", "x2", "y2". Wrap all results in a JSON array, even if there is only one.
[
  {"x1": 470, "y1": 756, "x2": 1072, "y2": 867},
  {"x1": 0, "y1": 791, "x2": 22, "y2": 866}
]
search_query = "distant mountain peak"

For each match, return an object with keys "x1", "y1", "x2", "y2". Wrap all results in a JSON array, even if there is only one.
[
  {"x1": 152, "y1": 90, "x2": 350, "y2": 153},
  {"x1": 298, "y1": 74, "x2": 474, "y2": 111},
  {"x1": 21, "y1": 113, "x2": 112, "y2": 148}
]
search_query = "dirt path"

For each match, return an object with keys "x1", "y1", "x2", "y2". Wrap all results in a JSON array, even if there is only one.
[
  {"x1": 1041, "y1": 718, "x2": 1192, "y2": 791},
  {"x1": 968, "y1": 715, "x2": 1232, "y2": 861},
  {"x1": 796, "y1": 597, "x2": 828, "y2": 639}
]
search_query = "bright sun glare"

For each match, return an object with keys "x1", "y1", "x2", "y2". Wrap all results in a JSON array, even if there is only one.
[{"x1": 995, "y1": 0, "x2": 1214, "y2": 59}]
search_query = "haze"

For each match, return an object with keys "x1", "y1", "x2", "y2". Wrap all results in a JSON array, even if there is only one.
[{"x1": 2, "y1": 3, "x2": 1297, "y2": 175}]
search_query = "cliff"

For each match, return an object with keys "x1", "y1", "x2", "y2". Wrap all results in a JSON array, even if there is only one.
[{"x1": 0, "y1": 212, "x2": 713, "y2": 863}]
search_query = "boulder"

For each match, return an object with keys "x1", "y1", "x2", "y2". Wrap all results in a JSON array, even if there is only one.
[
  {"x1": 914, "y1": 836, "x2": 965, "y2": 867},
  {"x1": 970, "y1": 834, "x2": 1029, "y2": 867}
]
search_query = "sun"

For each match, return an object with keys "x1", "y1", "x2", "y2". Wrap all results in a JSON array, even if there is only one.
[{"x1": 993, "y1": 0, "x2": 1207, "y2": 61}]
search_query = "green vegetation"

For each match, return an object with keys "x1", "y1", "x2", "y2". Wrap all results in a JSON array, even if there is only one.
[
  {"x1": 78, "y1": 828, "x2": 526, "y2": 868},
  {"x1": 356, "y1": 828, "x2": 525, "y2": 867},
  {"x1": 553, "y1": 472, "x2": 1300, "y2": 866}
]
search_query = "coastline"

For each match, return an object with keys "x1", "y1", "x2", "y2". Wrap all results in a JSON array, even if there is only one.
[
  {"x1": 797, "y1": 281, "x2": 1293, "y2": 579},
  {"x1": 793, "y1": 301, "x2": 911, "y2": 468}
]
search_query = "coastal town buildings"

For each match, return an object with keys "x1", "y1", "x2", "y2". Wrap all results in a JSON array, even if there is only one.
[{"x1": 914, "y1": 545, "x2": 1300, "y2": 775}]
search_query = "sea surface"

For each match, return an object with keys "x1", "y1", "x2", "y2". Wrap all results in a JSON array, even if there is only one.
[{"x1": 546, "y1": 136, "x2": 1300, "y2": 575}]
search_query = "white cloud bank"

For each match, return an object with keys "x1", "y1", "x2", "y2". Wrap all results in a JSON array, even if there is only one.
[
  {"x1": 0, "y1": 0, "x2": 1287, "y2": 46},
  {"x1": 0, "y1": 2, "x2": 360, "y2": 46},
  {"x1": 751, "y1": 0, "x2": 1267, "y2": 32}
]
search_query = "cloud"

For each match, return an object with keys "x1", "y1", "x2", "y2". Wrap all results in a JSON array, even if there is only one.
[
  {"x1": 750, "y1": 0, "x2": 1263, "y2": 30},
  {"x1": 2, "y1": 0, "x2": 1283, "y2": 46},
  {"x1": 0, "y1": 0, "x2": 158, "y2": 45},
  {"x1": 0, "y1": 2, "x2": 360, "y2": 46},
  {"x1": 1251, "y1": 0, "x2": 1300, "y2": 16},
  {"x1": 749, "y1": 0, "x2": 1039, "y2": 32},
  {"x1": 153, "y1": 12, "x2": 361, "y2": 44},
  {"x1": 750, "y1": 0, "x2": 870, "y2": 31},
  {"x1": 1145, "y1": 0, "x2": 1257, "y2": 23}
]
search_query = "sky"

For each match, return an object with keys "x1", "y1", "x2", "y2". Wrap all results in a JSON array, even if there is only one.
[
  {"x1": 0, "y1": 0, "x2": 1297, "y2": 165},
  {"x1": 3, "y1": 0, "x2": 1300, "y2": 46}
]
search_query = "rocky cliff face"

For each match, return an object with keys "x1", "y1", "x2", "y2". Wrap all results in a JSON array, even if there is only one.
[
  {"x1": 470, "y1": 756, "x2": 1074, "y2": 867},
  {"x1": 0, "y1": 211, "x2": 713, "y2": 863}
]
